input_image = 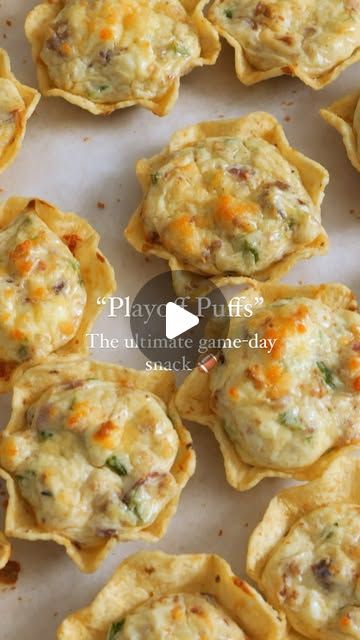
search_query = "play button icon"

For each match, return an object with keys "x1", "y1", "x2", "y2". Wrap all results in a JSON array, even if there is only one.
[
  {"x1": 165, "y1": 302, "x2": 199, "y2": 339},
  {"x1": 129, "y1": 270, "x2": 230, "y2": 371}
]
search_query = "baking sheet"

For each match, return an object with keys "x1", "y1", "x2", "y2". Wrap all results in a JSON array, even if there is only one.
[{"x1": 0, "y1": 1, "x2": 360, "y2": 637}]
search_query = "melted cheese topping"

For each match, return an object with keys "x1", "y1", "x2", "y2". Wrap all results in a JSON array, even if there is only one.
[
  {"x1": 209, "y1": 0, "x2": 360, "y2": 77},
  {"x1": 0, "y1": 380, "x2": 179, "y2": 545},
  {"x1": 40, "y1": 0, "x2": 200, "y2": 103},
  {"x1": 0, "y1": 212, "x2": 86, "y2": 363},
  {"x1": 0, "y1": 79, "x2": 25, "y2": 155},
  {"x1": 261, "y1": 504, "x2": 360, "y2": 640},
  {"x1": 209, "y1": 297, "x2": 360, "y2": 469},
  {"x1": 108, "y1": 593, "x2": 245, "y2": 639},
  {"x1": 142, "y1": 136, "x2": 320, "y2": 276}
]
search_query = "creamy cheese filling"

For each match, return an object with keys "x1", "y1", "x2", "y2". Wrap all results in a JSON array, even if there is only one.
[
  {"x1": 142, "y1": 136, "x2": 320, "y2": 276},
  {"x1": 209, "y1": 297, "x2": 360, "y2": 469},
  {"x1": 0, "y1": 212, "x2": 86, "y2": 363},
  {"x1": 209, "y1": 0, "x2": 360, "y2": 77},
  {"x1": 0, "y1": 380, "x2": 179, "y2": 545},
  {"x1": 107, "y1": 593, "x2": 245, "y2": 640},
  {"x1": 40, "y1": 0, "x2": 201, "y2": 103},
  {"x1": 0, "y1": 79, "x2": 25, "y2": 155},
  {"x1": 261, "y1": 504, "x2": 360, "y2": 640}
]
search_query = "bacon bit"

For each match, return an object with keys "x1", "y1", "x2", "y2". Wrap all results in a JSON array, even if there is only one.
[
  {"x1": 353, "y1": 376, "x2": 360, "y2": 391},
  {"x1": 63, "y1": 233, "x2": 81, "y2": 255},
  {"x1": 227, "y1": 166, "x2": 254, "y2": 181},
  {"x1": 93, "y1": 420, "x2": 117, "y2": 447},
  {"x1": 145, "y1": 230, "x2": 160, "y2": 244},
  {"x1": 233, "y1": 577, "x2": 253, "y2": 596},
  {"x1": 0, "y1": 560, "x2": 20, "y2": 586},
  {"x1": 97, "y1": 201, "x2": 105, "y2": 209},
  {"x1": 255, "y1": 2, "x2": 272, "y2": 17},
  {"x1": 278, "y1": 35, "x2": 294, "y2": 45},
  {"x1": 59, "y1": 321, "x2": 74, "y2": 336},
  {"x1": 37, "y1": 260, "x2": 47, "y2": 272},
  {"x1": 352, "y1": 342, "x2": 360, "y2": 352},
  {"x1": 228, "y1": 386, "x2": 239, "y2": 399},
  {"x1": 99, "y1": 27, "x2": 113, "y2": 40},
  {"x1": 96, "y1": 251, "x2": 105, "y2": 263},
  {"x1": 282, "y1": 65, "x2": 294, "y2": 75}
]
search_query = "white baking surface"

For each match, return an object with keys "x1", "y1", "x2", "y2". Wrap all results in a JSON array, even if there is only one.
[{"x1": 0, "y1": 1, "x2": 359, "y2": 637}]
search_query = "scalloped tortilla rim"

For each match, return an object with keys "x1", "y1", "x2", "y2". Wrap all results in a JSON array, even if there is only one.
[
  {"x1": 25, "y1": 0, "x2": 220, "y2": 116},
  {"x1": 246, "y1": 452, "x2": 360, "y2": 640},
  {"x1": 0, "y1": 196, "x2": 116, "y2": 393},
  {"x1": 207, "y1": 12, "x2": 360, "y2": 89},
  {"x1": 0, "y1": 532, "x2": 10, "y2": 570},
  {"x1": 0, "y1": 357, "x2": 196, "y2": 573},
  {"x1": 57, "y1": 550, "x2": 286, "y2": 640},
  {"x1": 176, "y1": 278, "x2": 359, "y2": 491},
  {"x1": 125, "y1": 112, "x2": 329, "y2": 297},
  {"x1": 320, "y1": 91, "x2": 360, "y2": 173},
  {"x1": 0, "y1": 48, "x2": 40, "y2": 173}
]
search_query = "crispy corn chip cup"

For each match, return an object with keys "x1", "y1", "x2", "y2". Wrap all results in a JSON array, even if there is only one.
[
  {"x1": 0, "y1": 531, "x2": 10, "y2": 570},
  {"x1": 25, "y1": 0, "x2": 220, "y2": 116},
  {"x1": 0, "y1": 49, "x2": 40, "y2": 173},
  {"x1": 176, "y1": 278, "x2": 359, "y2": 491},
  {"x1": 247, "y1": 453, "x2": 360, "y2": 640},
  {"x1": 321, "y1": 91, "x2": 360, "y2": 173},
  {"x1": 125, "y1": 113, "x2": 328, "y2": 297},
  {"x1": 207, "y1": 1, "x2": 360, "y2": 89},
  {"x1": 0, "y1": 358, "x2": 195, "y2": 572},
  {"x1": 0, "y1": 197, "x2": 116, "y2": 392},
  {"x1": 57, "y1": 551, "x2": 286, "y2": 639}
]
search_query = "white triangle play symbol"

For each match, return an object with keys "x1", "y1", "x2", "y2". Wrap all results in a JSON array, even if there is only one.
[{"x1": 165, "y1": 302, "x2": 199, "y2": 340}]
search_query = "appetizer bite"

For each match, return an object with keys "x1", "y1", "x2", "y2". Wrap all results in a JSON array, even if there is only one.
[
  {"x1": 0, "y1": 532, "x2": 10, "y2": 570},
  {"x1": 0, "y1": 197, "x2": 115, "y2": 392},
  {"x1": 57, "y1": 550, "x2": 286, "y2": 639},
  {"x1": 0, "y1": 49, "x2": 40, "y2": 173},
  {"x1": 321, "y1": 90, "x2": 360, "y2": 173},
  {"x1": 247, "y1": 453, "x2": 360, "y2": 640},
  {"x1": 0, "y1": 358, "x2": 195, "y2": 572},
  {"x1": 125, "y1": 113, "x2": 328, "y2": 296},
  {"x1": 25, "y1": 0, "x2": 220, "y2": 116},
  {"x1": 176, "y1": 279, "x2": 360, "y2": 490},
  {"x1": 208, "y1": 0, "x2": 360, "y2": 88}
]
